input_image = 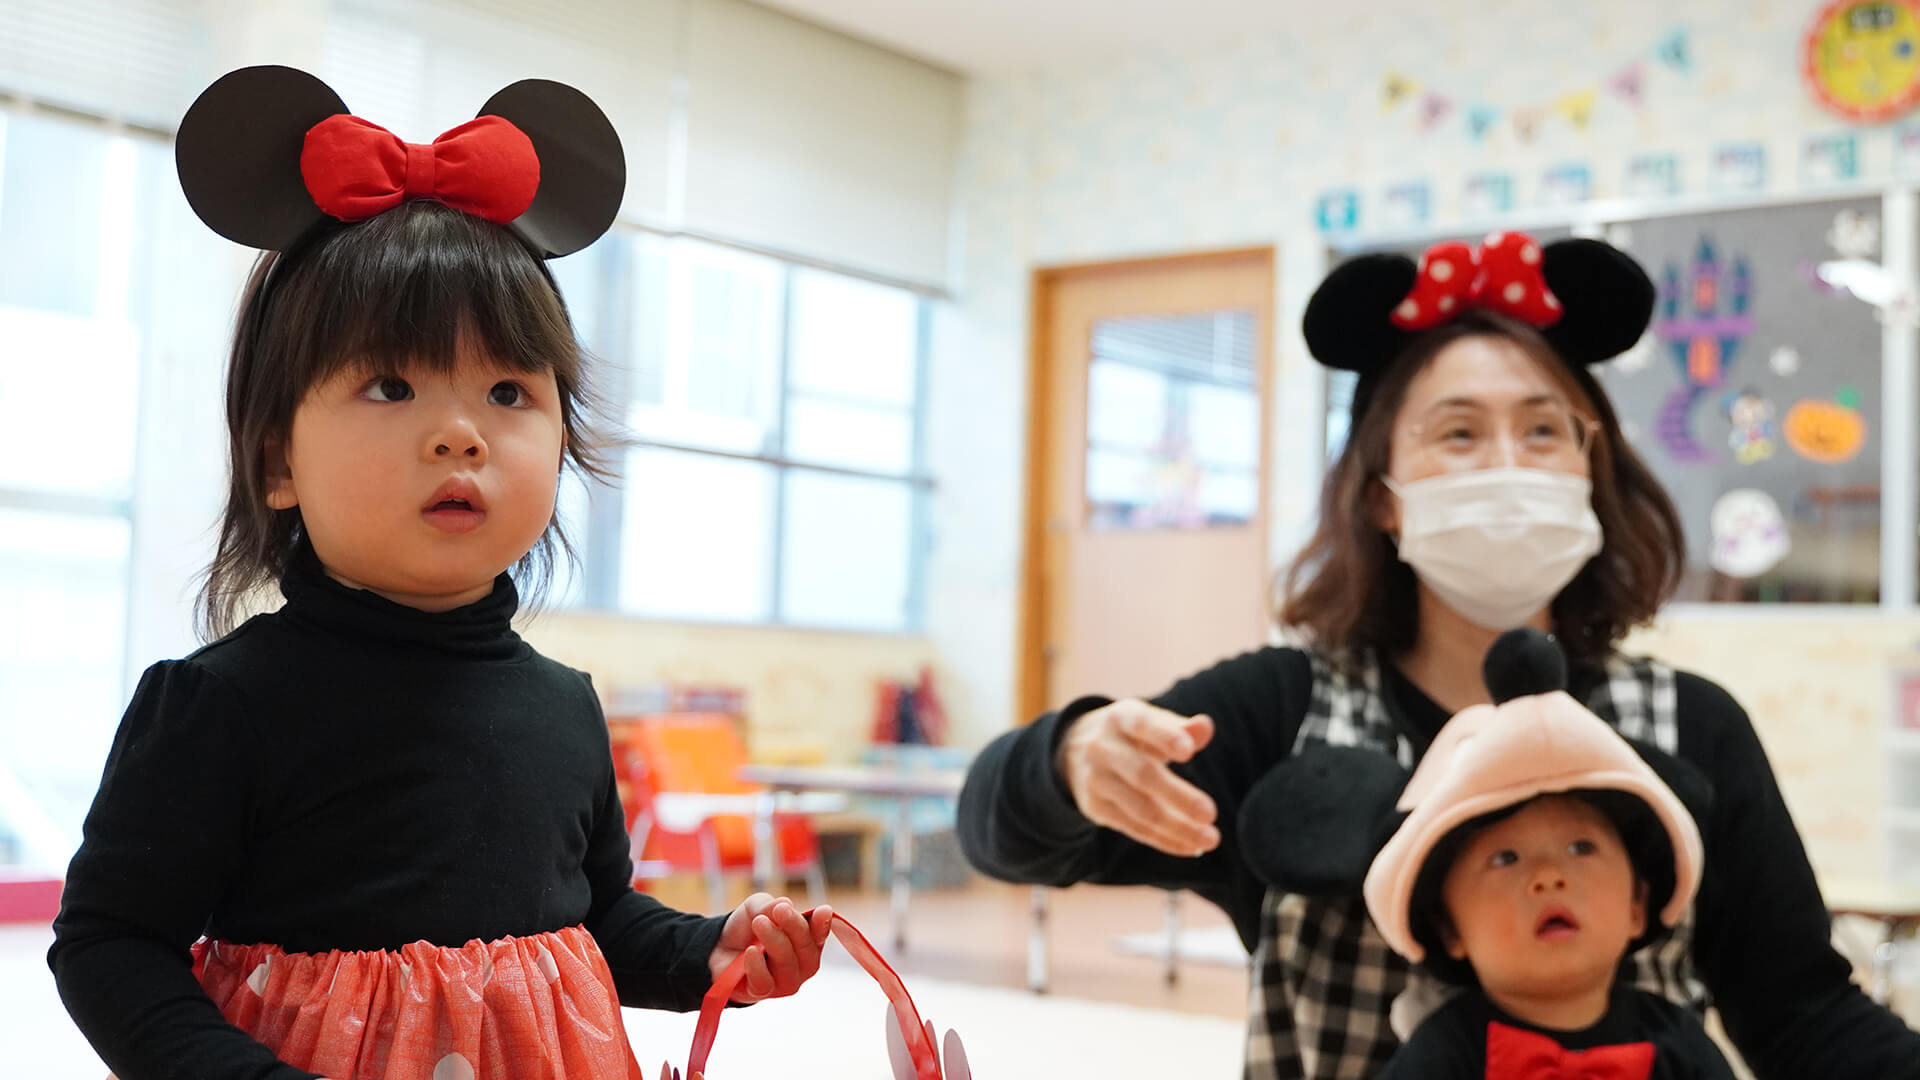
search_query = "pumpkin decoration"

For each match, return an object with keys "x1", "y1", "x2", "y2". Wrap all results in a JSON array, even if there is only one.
[{"x1": 1783, "y1": 393, "x2": 1867, "y2": 464}]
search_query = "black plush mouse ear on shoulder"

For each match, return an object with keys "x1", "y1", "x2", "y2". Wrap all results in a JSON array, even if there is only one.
[
  {"x1": 477, "y1": 79, "x2": 625, "y2": 258},
  {"x1": 1238, "y1": 744, "x2": 1412, "y2": 897},
  {"x1": 1539, "y1": 238, "x2": 1656, "y2": 366},
  {"x1": 175, "y1": 65, "x2": 348, "y2": 251}
]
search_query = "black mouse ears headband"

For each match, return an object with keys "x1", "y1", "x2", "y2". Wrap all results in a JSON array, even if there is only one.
[
  {"x1": 175, "y1": 65, "x2": 625, "y2": 258},
  {"x1": 1302, "y1": 232, "x2": 1657, "y2": 420}
]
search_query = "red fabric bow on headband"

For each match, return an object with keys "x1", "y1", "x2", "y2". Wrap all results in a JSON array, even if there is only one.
[
  {"x1": 300, "y1": 113, "x2": 540, "y2": 225},
  {"x1": 1392, "y1": 232, "x2": 1564, "y2": 331},
  {"x1": 1485, "y1": 1022, "x2": 1655, "y2": 1080}
]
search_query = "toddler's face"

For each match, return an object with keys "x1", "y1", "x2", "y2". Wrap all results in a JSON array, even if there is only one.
[
  {"x1": 1439, "y1": 794, "x2": 1647, "y2": 1004},
  {"x1": 266, "y1": 342, "x2": 564, "y2": 610}
]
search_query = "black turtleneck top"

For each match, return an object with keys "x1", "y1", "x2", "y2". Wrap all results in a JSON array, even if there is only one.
[{"x1": 48, "y1": 546, "x2": 726, "y2": 1080}]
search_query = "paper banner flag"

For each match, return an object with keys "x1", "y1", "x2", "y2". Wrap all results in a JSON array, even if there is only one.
[
  {"x1": 1467, "y1": 105, "x2": 1500, "y2": 141},
  {"x1": 1418, "y1": 91, "x2": 1455, "y2": 131},
  {"x1": 1608, "y1": 62, "x2": 1646, "y2": 107},
  {"x1": 1656, "y1": 27, "x2": 1690, "y2": 72},
  {"x1": 1513, "y1": 108, "x2": 1544, "y2": 144},
  {"x1": 1556, "y1": 89, "x2": 1597, "y2": 131},
  {"x1": 1383, "y1": 73, "x2": 1415, "y2": 109}
]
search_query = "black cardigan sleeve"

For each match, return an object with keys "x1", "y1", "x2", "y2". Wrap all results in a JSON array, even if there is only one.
[
  {"x1": 1676, "y1": 672, "x2": 1920, "y2": 1079},
  {"x1": 48, "y1": 660, "x2": 319, "y2": 1080},
  {"x1": 956, "y1": 646, "x2": 1313, "y2": 948}
]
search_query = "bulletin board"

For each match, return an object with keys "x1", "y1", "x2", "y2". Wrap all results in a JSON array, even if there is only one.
[{"x1": 1594, "y1": 197, "x2": 1883, "y2": 603}]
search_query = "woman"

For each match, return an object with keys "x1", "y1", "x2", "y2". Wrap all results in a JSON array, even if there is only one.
[{"x1": 956, "y1": 233, "x2": 1920, "y2": 1079}]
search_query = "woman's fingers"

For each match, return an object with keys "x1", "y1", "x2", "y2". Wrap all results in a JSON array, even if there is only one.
[{"x1": 1059, "y1": 700, "x2": 1220, "y2": 856}]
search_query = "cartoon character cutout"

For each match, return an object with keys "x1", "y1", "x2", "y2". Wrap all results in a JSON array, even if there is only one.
[
  {"x1": 1710, "y1": 489, "x2": 1790, "y2": 580},
  {"x1": 1723, "y1": 387, "x2": 1777, "y2": 465}
]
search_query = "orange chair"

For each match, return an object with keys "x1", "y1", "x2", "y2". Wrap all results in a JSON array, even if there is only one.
[{"x1": 611, "y1": 713, "x2": 824, "y2": 914}]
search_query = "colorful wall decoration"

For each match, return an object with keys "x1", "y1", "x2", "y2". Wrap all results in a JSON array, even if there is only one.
[
  {"x1": 1802, "y1": 0, "x2": 1920, "y2": 122},
  {"x1": 1383, "y1": 27, "x2": 1689, "y2": 143},
  {"x1": 1653, "y1": 236, "x2": 1755, "y2": 463}
]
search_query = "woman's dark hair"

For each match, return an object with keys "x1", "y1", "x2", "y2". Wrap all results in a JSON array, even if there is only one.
[
  {"x1": 1406, "y1": 789, "x2": 1678, "y2": 986},
  {"x1": 1277, "y1": 310, "x2": 1685, "y2": 668},
  {"x1": 196, "y1": 201, "x2": 614, "y2": 639}
]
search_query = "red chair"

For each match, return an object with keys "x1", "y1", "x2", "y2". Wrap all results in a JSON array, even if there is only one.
[{"x1": 611, "y1": 714, "x2": 824, "y2": 914}]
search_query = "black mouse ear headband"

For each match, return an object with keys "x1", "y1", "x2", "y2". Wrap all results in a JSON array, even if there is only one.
[
  {"x1": 1302, "y1": 232, "x2": 1656, "y2": 424},
  {"x1": 175, "y1": 65, "x2": 624, "y2": 258}
]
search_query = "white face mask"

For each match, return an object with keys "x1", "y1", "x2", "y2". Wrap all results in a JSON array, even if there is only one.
[{"x1": 1382, "y1": 468, "x2": 1603, "y2": 631}]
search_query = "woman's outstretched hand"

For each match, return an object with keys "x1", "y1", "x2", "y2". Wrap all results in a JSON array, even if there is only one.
[{"x1": 1056, "y1": 699, "x2": 1220, "y2": 857}]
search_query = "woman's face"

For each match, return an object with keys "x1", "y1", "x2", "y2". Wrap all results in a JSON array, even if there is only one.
[{"x1": 1380, "y1": 335, "x2": 1594, "y2": 532}]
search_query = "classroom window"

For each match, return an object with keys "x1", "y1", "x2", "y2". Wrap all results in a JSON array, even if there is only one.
[{"x1": 553, "y1": 232, "x2": 929, "y2": 632}]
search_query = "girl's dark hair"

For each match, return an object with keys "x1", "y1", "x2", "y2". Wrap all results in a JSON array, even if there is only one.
[
  {"x1": 1407, "y1": 789, "x2": 1677, "y2": 986},
  {"x1": 196, "y1": 201, "x2": 614, "y2": 640},
  {"x1": 1277, "y1": 311, "x2": 1685, "y2": 669}
]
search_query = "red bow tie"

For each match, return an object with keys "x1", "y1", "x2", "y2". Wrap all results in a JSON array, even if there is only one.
[
  {"x1": 299, "y1": 113, "x2": 540, "y2": 226},
  {"x1": 1392, "y1": 232, "x2": 1564, "y2": 331},
  {"x1": 1486, "y1": 1022, "x2": 1655, "y2": 1080}
]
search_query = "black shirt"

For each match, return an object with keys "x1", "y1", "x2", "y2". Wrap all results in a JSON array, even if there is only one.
[
  {"x1": 956, "y1": 646, "x2": 1920, "y2": 1079},
  {"x1": 1377, "y1": 985, "x2": 1738, "y2": 1079},
  {"x1": 49, "y1": 546, "x2": 725, "y2": 1080}
]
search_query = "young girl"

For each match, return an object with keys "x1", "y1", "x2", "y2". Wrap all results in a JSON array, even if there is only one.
[{"x1": 49, "y1": 65, "x2": 831, "y2": 1080}]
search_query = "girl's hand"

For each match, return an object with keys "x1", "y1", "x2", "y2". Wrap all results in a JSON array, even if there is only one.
[
  {"x1": 1056, "y1": 698, "x2": 1220, "y2": 857},
  {"x1": 709, "y1": 893, "x2": 833, "y2": 1003}
]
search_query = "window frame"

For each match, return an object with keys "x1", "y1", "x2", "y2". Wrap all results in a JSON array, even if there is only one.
[{"x1": 567, "y1": 225, "x2": 937, "y2": 634}]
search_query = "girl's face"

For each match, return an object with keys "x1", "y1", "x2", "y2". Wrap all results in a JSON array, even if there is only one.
[
  {"x1": 265, "y1": 344, "x2": 565, "y2": 610},
  {"x1": 1438, "y1": 795, "x2": 1647, "y2": 1006},
  {"x1": 1379, "y1": 336, "x2": 1594, "y2": 532}
]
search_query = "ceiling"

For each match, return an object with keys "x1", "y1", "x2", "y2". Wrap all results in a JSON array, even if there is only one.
[{"x1": 754, "y1": 0, "x2": 1340, "y2": 75}]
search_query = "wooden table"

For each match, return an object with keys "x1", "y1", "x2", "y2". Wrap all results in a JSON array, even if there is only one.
[
  {"x1": 739, "y1": 764, "x2": 967, "y2": 951},
  {"x1": 1825, "y1": 878, "x2": 1920, "y2": 1004}
]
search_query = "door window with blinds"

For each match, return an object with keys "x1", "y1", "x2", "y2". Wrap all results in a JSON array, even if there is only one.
[{"x1": 1085, "y1": 312, "x2": 1261, "y2": 530}]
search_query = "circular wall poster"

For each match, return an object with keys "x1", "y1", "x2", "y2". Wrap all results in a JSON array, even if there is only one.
[{"x1": 1804, "y1": 0, "x2": 1920, "y2": 121}]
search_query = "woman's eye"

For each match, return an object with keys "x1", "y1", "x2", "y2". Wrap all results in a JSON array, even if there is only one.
[
  {"x1": 1569, "y1": 839, "x2": 1598, "y2": 856},
  {"x1": 1488, "y1": 850, "x2": 1518, "y2": 868},
  {"x1": 1442, "y1": 427, "x2": 1476, "y2": 444},
  {"x1": 363, "y1": 376, "x2": 413, "y2": 403},
  {"x1": 489, "y1": 381, "x2": 528, "y2": 407}
]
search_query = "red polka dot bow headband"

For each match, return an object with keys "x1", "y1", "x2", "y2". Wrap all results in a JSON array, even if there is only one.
[
  {"x1": 175, "y1": 65, "x2": 625, "y2": 259},
  {"x1": 1301, "y1": 230, "x2": 1656, "y2": 421},
  {"x1": 1390, "y1": 232, "x2": 1564, "y2": 330}
]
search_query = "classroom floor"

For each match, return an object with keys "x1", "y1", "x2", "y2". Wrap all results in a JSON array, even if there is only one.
[{"x1": 8, "y1": 877, "x2": 1914, "y2": 1079}]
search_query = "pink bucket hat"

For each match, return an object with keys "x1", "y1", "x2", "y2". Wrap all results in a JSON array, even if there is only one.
[
  {"x1": 1360, "y1": 683, "x2": 1704, "y2": 964},
  {"x1": 1237, "y1": 629, "x2": 1711, "y2": 976}
]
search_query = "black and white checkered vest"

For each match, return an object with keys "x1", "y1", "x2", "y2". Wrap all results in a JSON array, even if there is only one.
[{"x1": 1242, "y1": 649, "x2": 1706, "y2": 1080}]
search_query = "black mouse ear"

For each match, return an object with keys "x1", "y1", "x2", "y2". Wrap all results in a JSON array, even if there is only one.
[
  {"x1": 1483, "y1": 628, "x2": 1568, "y2": 704},
  {"x1": 1539, "y1": 238, "x2": 1656, "y2": 365},
  {"x1": 477, "y1": 79, "x2": 626, "y2": 257},
  {"x1": 1239, "y1": 744, "x2": 1411, "y2": 896},
  {"x1": 1302, "y1": 253, "x2": 1420, "y2": 378},
  {"x1": 176, "y1": 65, "x2": 348, "y2": 251}
]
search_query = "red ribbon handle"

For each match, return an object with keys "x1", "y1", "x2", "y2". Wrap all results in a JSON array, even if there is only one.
[{"x1": 686, "y1": 910, "x2": 945, "y2": 1080}]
